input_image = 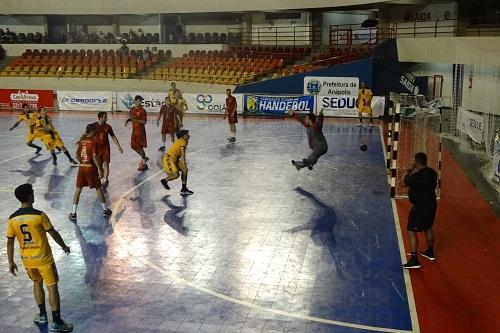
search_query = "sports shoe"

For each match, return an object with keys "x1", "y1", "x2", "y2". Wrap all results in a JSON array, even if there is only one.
[
  {"x1": 50, "y1": 321, "x2": 73, "y2": 332},
  {"x1": 370, "y1": 123, "x2": 374, "y2": 127},
  {"x1": 158, "y1": 146, "x2": 165, "y2": 151},
  {"x1": 69, "y1": 159, "x2": 78, "y2": 166},
  {"x1": 230, "y1": 137, "x2": 236, "y2": 142},
  {"x1": 358, "y1": 123, "x2": 362, "y2": 127},
  {"x1": 137, "y1": 164, "x2": 148, "y2": 171},
  {"x1": 101, "y1": 178, "x2": 109, "y2": 188},
  {"x1": 303, "y1": 159, "x2": 313, "y2": 170},
  {"x1": 35, "y1": 147, "x2": 42, "y2": 155},
  {"x1": 420, "y1": 249, "x2": 436, "y2": 261},
  {"x1": 160, "y1": 178, "x2": 170, "y2": 190},
  {"x1": 402, "y1": 257, "x2": 421, "y2": 269},
  {"x1": 102, "y1": 208, "x2": 112, "y2": 218},
  {"x1": 144, "y1": 156, "x2": 150, "y2": 163},
  {"x1": 34, "y1": 313, "x2": 48, "y2": 325},
  {"x1": 180, "y1": 188, "x2": 194, "y2": 195},
  {"x1": 68, "y1": 213, "x2": 77, "y2": 222}
]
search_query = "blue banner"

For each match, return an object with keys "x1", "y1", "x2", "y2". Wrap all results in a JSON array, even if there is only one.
[{"x1": 244, "y1": 95, "x2": 315, "y2": 115}]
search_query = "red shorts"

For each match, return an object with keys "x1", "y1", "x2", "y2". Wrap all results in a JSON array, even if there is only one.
[
  {"x1": 96, "y1": 147, "x2": 110, "y2": 163},
  {"x1": 76, "y1": 167, "x2": 101, "y2": 189},
  {"x1": 228, "y1": 115, "x2": 238, "y2": 124},
  {"x1": 161, "y1": 120, "x2": 177, "y2": 135},
  {"x1": 131, "y1": 129, "x2": 147, "y2": 150}
]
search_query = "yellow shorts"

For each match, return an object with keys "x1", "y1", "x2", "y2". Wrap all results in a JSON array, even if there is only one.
[
  {"x1": 25, "y1": 262, "x2": 59, "y2": 286},
  {"x1": 54, "y1": 135, "x2": 64, "y2": 148},
  {"x1": 163, "y1": 154, "x2": 179, "y2": 175},
  {"x1": 37, "y1": 133, "x2": 56, "y2": 151},
  {"x1": 358, "y1": 106, "x2": 372, "y2": 115},
  {"x1": 26, "y1": 132, "x2": 35, "y2": 144}
]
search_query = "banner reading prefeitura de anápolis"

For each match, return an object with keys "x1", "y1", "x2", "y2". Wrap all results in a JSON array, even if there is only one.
[{"x1": 244, "y1": 95, "x2": 314, "y2": 115}]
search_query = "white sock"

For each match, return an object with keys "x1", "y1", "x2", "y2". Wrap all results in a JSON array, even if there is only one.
[
  {"x1": 101, "y1": 203, "x2": 107, "y2": 210},
  {"x1": 72, "y1": 204, "x2": 77, "y2": 214}
]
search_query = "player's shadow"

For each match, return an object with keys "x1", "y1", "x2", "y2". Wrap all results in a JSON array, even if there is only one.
[
  {"x1": 34, "y1": 323, "x2": 49, "y2": 333},
  {"x1": 162, "y1": 195, "x2": 188, "y2": 235},
  {"x1": 44, "y1": 167, "x2": 75, "y2": 210},
  {"x1": 129, "y1": 173, "x2": 155, "y2": 229},
  {"x1": 73, "y1": 222, "x2": 111, "y2": 291},
  {"x1": 9, "y1": 155, "x2": 51, "y2": 184},
  {"x1": 286, "y1": 187, "x2": 344, "y2": 278},
  {"x1": 219, "y1": 142, "x2": 245, "y2": 158}
]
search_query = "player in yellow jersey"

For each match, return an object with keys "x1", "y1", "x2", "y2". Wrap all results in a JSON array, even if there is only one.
[
  {"x1": 9, "y1": 103, "x2": 42, "y2": 154},
  {"x1": 160, "y1": 129, "x2": 193, "y2": 195},
  {"x1": 6, "y1": 183, "x2": 73, "y2": 332},
  {"x1": 39, "y1": 107, "x2": 78, "y2": 166},
  {"x1": 357, "y1": 81, "x2": 374, "y2": 127},
  {"x1": 174, "y1": 90, "x2": 188, "y2": 127}
]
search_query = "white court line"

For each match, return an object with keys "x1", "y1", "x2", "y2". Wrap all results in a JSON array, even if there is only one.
[
  {"x1": 0, "y1": 152, "x2": 35, "y2": 165},
  {"x1": 378, "y1": 125, "x2": 420, "y2": 333},
  {"x1": 106, "y1": 129, "x2": 413, "y2": 333}
]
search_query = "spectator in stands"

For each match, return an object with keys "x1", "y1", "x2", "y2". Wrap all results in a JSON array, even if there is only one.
[
  {"x1": 98, "y1": 31, "x2": 105, "y2": 40},
  {"x1": 43, "y1": 32, "x2": 49, "y2": 43},
  {"x1": 143, "y1": 47, "x2": 150, "y2": 61},
  {"x1": 120, "y1": 41, "x2": 129, "y2": 54},
  {"x1": 0, "y1": 45, "x2": 5, "y2": 60}
]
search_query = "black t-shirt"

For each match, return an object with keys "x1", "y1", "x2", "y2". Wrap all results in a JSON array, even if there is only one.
[{"x1": 404, "y1": 167, "x2": 437, "y2": 204}]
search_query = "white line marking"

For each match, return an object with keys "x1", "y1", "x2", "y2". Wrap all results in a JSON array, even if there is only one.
[
  {"x1": 104, "y1": 127, "x2": 413, "y2": 333},
  {"x1": 379, "y1": 125, "x2": 420, "y2": 333},
  {"x1": 0, "y1": 152, "x2": 35, "y2": 165}
]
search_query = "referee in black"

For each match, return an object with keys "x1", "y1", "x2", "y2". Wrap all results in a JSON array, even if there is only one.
[{"x1": 402, "y1": 152, "x2": 438, "y2": 269}]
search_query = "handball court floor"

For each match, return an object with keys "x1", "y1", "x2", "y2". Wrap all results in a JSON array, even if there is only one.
[{"x1": 0, "y1": 111, "x2": 497, "y2": 333}]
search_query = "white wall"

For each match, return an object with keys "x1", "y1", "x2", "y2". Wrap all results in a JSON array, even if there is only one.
[
  {"x1": 68, "y1": 16, "x2": 113, "y2": 34},
  {"x1": 1, "y1": 43, "x2": 227, "y2": 58},
  {"x1": 321, "y1": 12, "x2": 370, "y2": 45},
  {"x1": 408, "y1": 63, "x2": 453, "y2": 107},
  {"x1": 462, "y1": 64, "x2": 500, "y2": 116},
  {"x1": 250, "y1": 12, "x2": 311, "y2": 45},
  {"x1": 0, "y1": 15, "x2": 45, "y2": 34},
  {"x1": 1, "y1": 0, "x2": 388, "y2": 15},
  {"x1": 118, "y1": 15, "x2": 159, "y2": 34}
]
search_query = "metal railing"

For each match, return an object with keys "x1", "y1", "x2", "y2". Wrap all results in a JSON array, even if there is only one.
[{"x1": 227, "y1": 25, "x2": 321, "y2": 46}]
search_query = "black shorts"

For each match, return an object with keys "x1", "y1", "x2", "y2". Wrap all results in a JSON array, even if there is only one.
[{"x1": 407, "y1": 201, "x2": 437, "y2": 232}]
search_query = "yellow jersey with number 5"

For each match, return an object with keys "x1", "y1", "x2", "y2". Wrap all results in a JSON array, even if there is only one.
[{"x1": 6, "y1": 207, "x2": 54, "y2": 268}]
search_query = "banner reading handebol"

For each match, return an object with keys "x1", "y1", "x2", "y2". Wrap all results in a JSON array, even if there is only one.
[
  {"x1": 244, "y1": 95, "x2": 314, "y2": 115},
  {"x1": 57, "y1": 91, "x2": 113, "y2": 112},
  {"x1": 184, "y1": 93, "x2": 244, "y2": 114},
  {"x1": 116, "y1": 92, "x2": 167, "y2": 113},
  {"x1": 0, "y1": 89, "x2": 54, "y2": 109},
  {"x1": 319, "y1": 95, "x2": 386, "y2": 117}
]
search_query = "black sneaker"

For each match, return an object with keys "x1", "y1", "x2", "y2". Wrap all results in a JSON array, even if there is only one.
[
  {"x1": 420, "y1": 249, "x2": 436, "y2": 261},
  {"x1": 68, "y1": 213, "x2": 77, "y2": 222},
  {"x1": 291, "y1": 160, "x2": 300, "y2": 171},
  {"x1": 402, "y1": 257, "x2": 421, "y2": 269},
  {"x1": 180, "y1": 188, "x2": 194, "y2": 195},
  {"x1": 102, "y1": 208, "x2": 112, "y2": 218},
  {"x1": 35, "y1": 147, "x2": 42, "y2": 155},
  {"x1": 303, "y1": 159, "x2": 313, "y2": 170},
  {"x1": 69, "y1": 159, "x2": 78, "y2": 167},
  {"x1": 161, "y1": 178, "x2": 170, "y2": 190},
  {"x1": 158, "y1": 146, "x2": 165, "y2": 151}
]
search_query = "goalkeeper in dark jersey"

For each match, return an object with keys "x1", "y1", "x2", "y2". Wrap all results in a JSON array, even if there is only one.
[{"x1": 288, "y1": 109, "x2": 328, "y2": 170}]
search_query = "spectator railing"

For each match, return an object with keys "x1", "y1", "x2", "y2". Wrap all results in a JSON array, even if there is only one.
[{"x1": 227, "y1": 25, "x2": 321, "y2": 46}]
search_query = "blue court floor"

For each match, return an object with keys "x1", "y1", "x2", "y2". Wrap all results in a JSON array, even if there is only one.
[{"x1": 0, "y1": 113, "x2": 415, "y2": 333}]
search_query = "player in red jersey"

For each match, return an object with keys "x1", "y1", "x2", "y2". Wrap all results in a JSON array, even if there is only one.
[
  {"x1": 69, "y1": 124, "x2": 112, "y2": 222},
  {"x1": 224, "y1": 89, "x2": 238, "y2": 142},
  {"x1": 92, "y1": 112, "x2": 123, "y2": 188},
  {"x1": 125, "y1": 95, "x2": 149, "y2": 171},
  {"x1": 157, "y1": 96, "x2": 181, "y2": 151}
]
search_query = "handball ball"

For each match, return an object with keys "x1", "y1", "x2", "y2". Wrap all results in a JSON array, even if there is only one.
[{"x1": 360, "y1": 144, "x2": 367, "y2": 152}]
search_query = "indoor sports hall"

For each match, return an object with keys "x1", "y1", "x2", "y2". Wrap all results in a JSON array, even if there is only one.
[{"x1": 0, "y1": 1, "x2": 499, "y2": 333}]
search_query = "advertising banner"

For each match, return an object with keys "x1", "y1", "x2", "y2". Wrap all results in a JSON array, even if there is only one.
[
  {"x1": 303, "y1": 76, "x2": 359, "y2": 96},
  {"x1": 318, "y1": 95, "x2": 386, "y2": 117},
  {"x1": 492, "y1": 133, "x2": 500, "y2": 185},
  {"x1": 457, "y1": 108, "x2": 484, "y2": 143},
  {"x1": 0, "y1": 89, "x2": 54, "y2": 109},
  {"x1": 184, "y1": 93, "x2": 244, "y2": 114},
  {"x1": 244, "y1": 95, "x2": 315, "y2": 115},
  {"x1": 57, "y1": 91, "x2": 113, "y2": 112},
  {"x1": 116, "y1": 92, "x2": 167, "y2": 113}
]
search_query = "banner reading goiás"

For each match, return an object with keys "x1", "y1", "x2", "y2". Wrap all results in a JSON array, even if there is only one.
[
  {"x1": 0, "y1": 89, "x2": 54, "y2": 109},
  {"x1": 184, "y1": 93, "x2": 243, "y2": 114},
  {"x1": 244, "y1": 95, "x2": 314, "y2": 115}
]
